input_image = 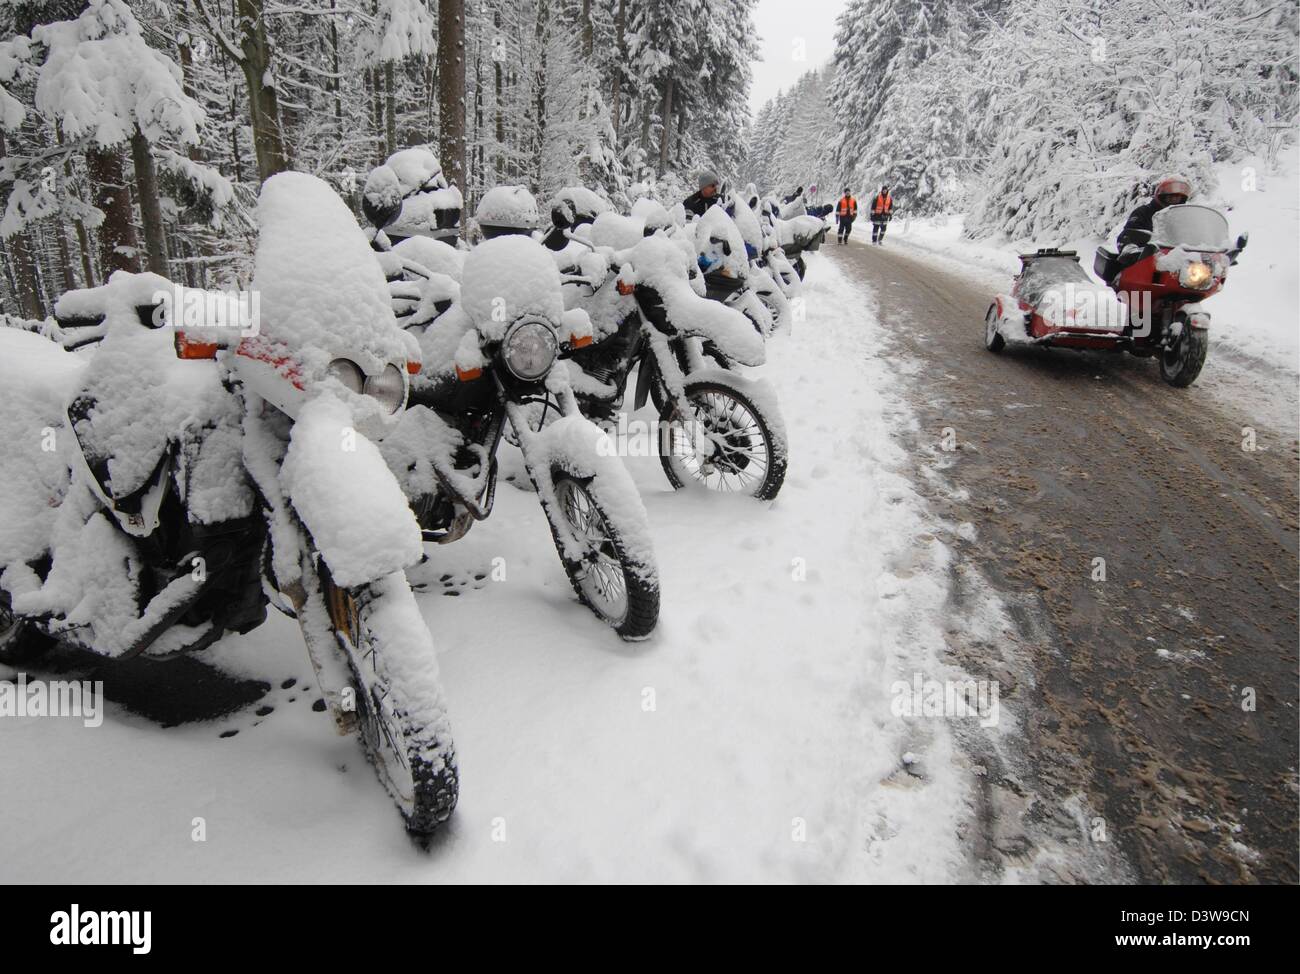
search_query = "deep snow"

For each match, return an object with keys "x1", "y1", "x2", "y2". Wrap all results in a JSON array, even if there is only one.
[{"x1": 1, "y1": 257, "x2": 1003, "y2": 883}]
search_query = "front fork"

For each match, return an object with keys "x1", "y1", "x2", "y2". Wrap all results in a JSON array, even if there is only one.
[
  {"x1": 645, "y1": 332, "x2": 719, "y2": 468},
  {"x1": 1161, "y1": 309, "x2": 1210, "y2": 348}
]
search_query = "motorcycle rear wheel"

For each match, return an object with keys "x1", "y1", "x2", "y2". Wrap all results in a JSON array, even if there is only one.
[
  {"x1": 1159, "y1": 325, "x2": 1208, "y2": 388},
  {"x1": 984, "y1": 306, "x2": 1006, "y2": 353},
  {"x1": 545, "y1": 468, "x2": 660, "y2": 641}
]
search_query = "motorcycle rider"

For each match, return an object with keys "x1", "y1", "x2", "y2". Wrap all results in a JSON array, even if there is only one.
[
  {"x1": 1107, "y1": 174, "x2": 1193, "y2": 281},
  {"x1": 835, "y1": 188, "x2": 858, "y2": 244},
  {"x1": 870, "y1": 185, "x2": 893, "y2": 244},
  {"x1": 1117, "y1": 174, "x2": 1192, "y2": 250},
  {"x1": 684, "y1": 170, "x2": 721, "y2": 219}
]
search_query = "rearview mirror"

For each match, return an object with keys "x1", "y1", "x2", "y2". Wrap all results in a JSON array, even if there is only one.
[{"x1": 1236, "y1": 232, "x2": 1248, "y2": 251}]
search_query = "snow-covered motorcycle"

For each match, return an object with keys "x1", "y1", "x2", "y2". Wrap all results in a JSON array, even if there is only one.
[
  {"x1": 557, "y1": 225, "x2": 788, "y2": 501},
  {"x1": 0, "y1": 173, "x2": 458, "y2": 836},
  {"x1": 380, "y1": 234, "x2": 661, "y2": 640},
  {"x1": 721, "y1": 191, "x2": 794, "y2": 333},
  {"x1": 361, "y1": 146, "x2": 463, "y2": 248},
  {"x1": 761, "y1": 196, "x2": 827, "y2": 282}
]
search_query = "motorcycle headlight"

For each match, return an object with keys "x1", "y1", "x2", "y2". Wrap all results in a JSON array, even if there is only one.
[
  {"x1": 363, "y1": 363, "x2": 407, "y2": 413},
  {"x1": 326, "y1": 358, "x2": 365, "y2": 394},
  {"x1": 1183, "y1": 260, "x2": 1213, "y2": 289},
  {"x1": 502, "y1": 318, "x2": 558, "y2": 381}
]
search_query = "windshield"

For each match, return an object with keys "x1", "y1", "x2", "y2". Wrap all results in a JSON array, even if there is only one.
[{"x1": 1151, "y1": 205, "x2": 1230, "y2": 250}]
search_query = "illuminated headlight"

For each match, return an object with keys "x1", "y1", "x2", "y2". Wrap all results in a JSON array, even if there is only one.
[
  {"x1": 1183, "y1": 261, "x2": 1213, "y2": 289},
  {"x1": 502, "y1": 318, "x2": 558, "y2": 381},
  {"x1": 326, "y1": 358, "x2": 365, "y2": 393},
  {"x1": 363, "y1": 363, "x2": 407, "y2": 413}
]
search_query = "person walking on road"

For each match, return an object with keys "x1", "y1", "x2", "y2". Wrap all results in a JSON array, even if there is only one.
[
  {"x1": 870, "y1": 185, "x2": 893, "y2": 244},
  {"x1": 835, "y1": 188, "x2": 858, "y2": 244}
]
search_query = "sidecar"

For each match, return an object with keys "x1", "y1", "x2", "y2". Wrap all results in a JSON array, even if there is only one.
[{"x1": 984, "y1": 249, "x2": 1131, "y2": 353}]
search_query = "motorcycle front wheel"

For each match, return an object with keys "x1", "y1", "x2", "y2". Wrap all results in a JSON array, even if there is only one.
[
  {"x1": 1159, "y1": 324, "x2": 1208, "y2": 388},
  {"x1": 318, "y1": 570, "x2": 459, "y2": 836},
  {"x1": 545, "y1": 467, "x2": 660, "y2": 641},
  {"x1": 659, "y1": 377, "x2": 787, "y2": 500}
]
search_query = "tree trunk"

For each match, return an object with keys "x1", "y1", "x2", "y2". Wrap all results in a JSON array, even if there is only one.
[
  {"x1": 493, "y1": 9, "x2": 504, "y2": 180},
  {"x1": 639, "y1": 97, "x2": 652, "y2": 157},
  {"x1": 87, "y1": 144, "x2": 139, "y2": 276},
  {"x1": 74, "y1": 218, "x2": 95, "y2": 288},
  {"x1": 657, "y1": 74, "x2": 675, "y2": 174},
  {"x1": 330, "y1": 0, "x2": 343, "y2": 132},
  {"x1": 0, "y1": 131, "x2": 43, "y2": 315},
  {"x1": 385, "y1": 60, "x2": 397, "y2": 158},
  {"x1": 581, "y1": 0, "x2": 593, "y2": 58},
  {"x1": 236, "y1": 0, "x2": 288, "y2": 183},
  {"x1": 473, "y1": 35, "x2": 483, "y2": 204},
  {"x1": 54, "y1": 125, "x2": 90, "y2": 288},
  {"x1": 610, "y1": 0, "x2": 625, "y2": 143},
  {"x1": 437, "y1": 0, "x2": 467, "y2": 196},
  {"x1": 533, "y1": 0, "x2": 549, "y2": 191},
  {"x1": 674, "y1": 105, "x2": 686, "y2": 169},
  {"x1": 130, "y1": 130, "x2": 169, "y2": 275}
]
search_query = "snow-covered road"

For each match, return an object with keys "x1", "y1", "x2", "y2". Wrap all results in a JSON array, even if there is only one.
[{"x1": 2, "y1": 256, "x2": 989, "y2": 883}]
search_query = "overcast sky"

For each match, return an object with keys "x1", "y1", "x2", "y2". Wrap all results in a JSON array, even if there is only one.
[{"x1": 749, "y1": 0, "x2": 847, "y2": 113}]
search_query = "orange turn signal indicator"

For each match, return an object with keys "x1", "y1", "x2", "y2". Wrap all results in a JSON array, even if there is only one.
[{"x1": 175, "y1": 332, "x2": 219, "y2": 360}]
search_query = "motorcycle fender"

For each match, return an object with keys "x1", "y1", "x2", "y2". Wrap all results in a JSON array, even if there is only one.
[
  {"x1": 1182, "y1": 305, "x2": 1211, "y2": 330},
  {"x1": 634, "y1": 344, "x2": 658, "y2": 411},
  {"x1": 280, "y1": 395, "x2": 423, "y2": 589}
]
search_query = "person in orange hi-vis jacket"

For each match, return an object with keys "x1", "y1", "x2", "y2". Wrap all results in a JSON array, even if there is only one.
[
  {"x1": 835, "y1": 188, "x2": 858, "y2": 244},
  {"x1": 870, "y1": 185, "x2": 893, "y2": 245}
]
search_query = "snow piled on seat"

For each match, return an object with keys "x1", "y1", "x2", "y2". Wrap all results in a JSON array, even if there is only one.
[{"x1": 390, "y1": 235, "x2": 465, "y2": 283}]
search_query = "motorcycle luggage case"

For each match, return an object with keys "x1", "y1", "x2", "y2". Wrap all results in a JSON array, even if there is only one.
[
  {"x1": 704, "y1": 271, "x2": 747, "y2": 302},
  {"x1": 800, "y1": 226, "x2": 827, "y2": 252},
  {"x1": 1093, "y1": 247, "x2": 1118, "y2": 283}
]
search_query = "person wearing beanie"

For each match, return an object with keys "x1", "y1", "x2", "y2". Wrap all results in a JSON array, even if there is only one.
[{"x1": 684, "y1": 170, "x2": 721, "y2": 218}]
